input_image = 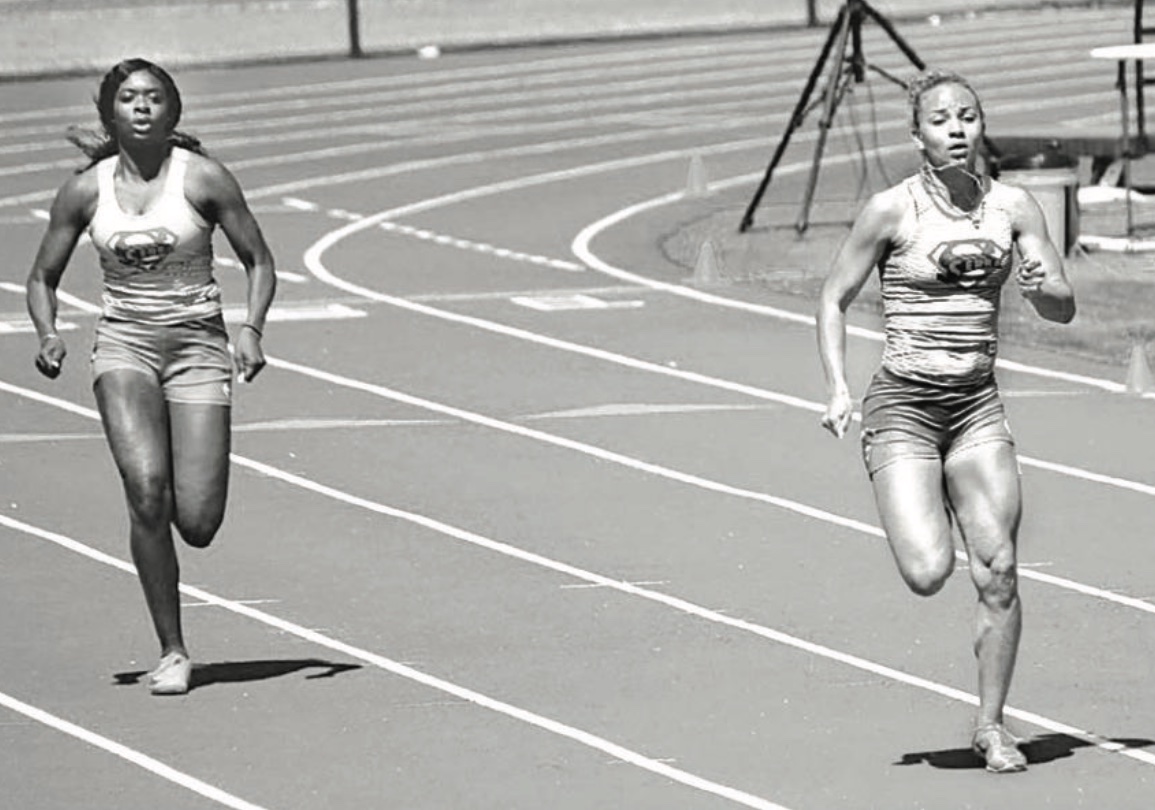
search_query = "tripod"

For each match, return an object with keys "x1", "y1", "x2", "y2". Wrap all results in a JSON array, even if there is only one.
[{"x1": 738, "y1": 0, "x2": 924, "y2": 234}]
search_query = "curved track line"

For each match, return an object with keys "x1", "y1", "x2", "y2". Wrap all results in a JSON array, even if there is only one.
[
  {"x1": 570, "y1": 179, "x2": 1144, "y2": 396},
  {"x1": 293, "y1": 151, "x2": 1155, "y2": 496}
]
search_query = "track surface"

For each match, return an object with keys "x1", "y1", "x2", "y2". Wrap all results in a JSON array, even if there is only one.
[{"x1": 2, "y1": 8, "x2": 1154, "y2": 809}]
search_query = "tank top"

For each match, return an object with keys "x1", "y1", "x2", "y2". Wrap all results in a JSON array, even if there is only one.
[
  {"x1": 878, "y1": 174, "x2": 1015, "y2": 387},
  {"x1": 88, "y1": 147, "x2": 220, "y2": 325}
]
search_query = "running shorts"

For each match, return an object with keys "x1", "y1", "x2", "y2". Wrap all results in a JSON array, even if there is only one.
[
  {"x1": 859, "y1": 366, "x2": 1013, "y2": 478},
  {"x1": 91, "y1": 314, "x2": 233, "y2": 405}
]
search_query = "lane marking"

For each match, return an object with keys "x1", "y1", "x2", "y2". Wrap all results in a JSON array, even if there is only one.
[
  {"x1": 287, "y1": 142, "x2": 1155, "y2": 490},
  {"x1": 256, "y1": 356, "x2": 1155, "y2": 618},
  {"x1": 3, "y1": 282, "x2": 362, "y2": 327},
  {"x1": 2, "y1": 464, "x2": 1153, "y2": 774},
  {"x1": 377, "y1": 220, "x2": 586, "y2": 272},
  {"x1": 510, "y1": 293, "x2": 644, "y2": 311},
  {"x1": 0, "y1": 319, "x2": 79, "y2": 335},
  {"x1": 0, "y1": 512, "x2": 793, "y2": 810},
  {"x1": 224, "y1": 302, "x2": 365, "y2": 324},
  {"x1": 570, "y1": 179, "x2": 1149, "y2": 398},
  {"x1": 235, "y1": 417, "x2": 453, "y2": 432},
  {"x1": 407, "y1": 284, "x2": 644, "y2": 303},
  {"x1": 0, "y1": 689, "x2": 269, "y2": 810},
  {"x1": 215, "y1": 256, "x2": 309, "y2": 284}
]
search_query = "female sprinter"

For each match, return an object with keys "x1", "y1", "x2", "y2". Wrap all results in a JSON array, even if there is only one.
[
  {"x1": 816, "y1": 69, "x2": 1075, "y2": 772},
  {"x1": 26, "y1": 58, "x2": 277, "y2": 695}
]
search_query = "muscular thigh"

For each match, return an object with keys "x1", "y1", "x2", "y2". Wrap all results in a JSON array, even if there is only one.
[
  {"x1": 872, "y1": 457, "x2": 955, "y2": 567},
  {"x1": 94, "y1": 369, "x2": 171, "y2": 488},
  {"x1": 169, "y1": 402, "x2": 231, "y2": 525},
  {"x1": 943, "y1": 439, "x2": 1021, "y2": 561}
]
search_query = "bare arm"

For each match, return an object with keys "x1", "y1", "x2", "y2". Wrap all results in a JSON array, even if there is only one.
[
  {"x1": 25, "y1": 172, "x2": 96, "y2": 378},
  {"x1": 816, "y1": 187, "x2": 903, "y2": 438},
  {"x1": 1008, "y1": 185, "x2": 1075, "y2": 323},
  {"x1": 189, "y1": 156, "x2": 277, "y2": 382}
]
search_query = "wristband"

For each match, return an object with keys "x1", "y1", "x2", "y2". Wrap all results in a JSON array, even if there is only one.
[
  {"x1": 241, "y1": 322, "x2": 263, "y2": 339},
  {"x1": 41, "y1": 332, "x2": 60, "y2": 342}
]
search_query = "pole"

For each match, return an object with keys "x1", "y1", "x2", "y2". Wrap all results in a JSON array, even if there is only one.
[{"x1": 347, "y1": 0, "x2": 363, "y2": 58}]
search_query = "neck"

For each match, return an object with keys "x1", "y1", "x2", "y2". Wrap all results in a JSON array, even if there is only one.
[
  {"x1": 922, "y1": 162, "x2": 984, "y2": 212},
  {"x1": 116, "y1": 142, "x2": 170, "y2": 181}
]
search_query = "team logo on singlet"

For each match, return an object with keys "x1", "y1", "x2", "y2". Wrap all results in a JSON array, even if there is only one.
[
  {"x1": 107, "y1": 228, "x2": 178, "y2": 271},
  {"x1": 928, "y1": 239, "x2": 1011, "y2": 289}
]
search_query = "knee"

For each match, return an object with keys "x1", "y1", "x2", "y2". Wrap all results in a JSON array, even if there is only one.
[
  {"x1": 974, "y1": 547, "x2": 1019, "y2": 608},
  {"x1": 175, "y1": 516, "x2": 221, "y2": 549},
  {"x1": 900, "y1": 551, "x2": 955, "y2": 597},
  {"x1": 124, "y1": 473, "x2": 172, "y2": 528}
]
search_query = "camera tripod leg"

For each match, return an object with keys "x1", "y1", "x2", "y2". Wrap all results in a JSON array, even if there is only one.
[
  {"x1": 740, "y1": 0, "x2": 928, "y2": 234},
  {"x1": 738, "y1": 2, "x2": 850, "y2": 232}
]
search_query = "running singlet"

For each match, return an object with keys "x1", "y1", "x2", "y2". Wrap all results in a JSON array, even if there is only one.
[
  {"x1": 88, "y1": 147, "x2": 220, "y2": 325},
  {"x1": 877, "y1": 175, "x2": 1015, "y2": 387}
]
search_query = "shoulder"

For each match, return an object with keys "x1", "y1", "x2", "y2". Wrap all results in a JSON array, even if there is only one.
[
  {"x1": 182, "y1": 150, "x2": 240, "y2": 193},
  {"x1": 989, "y1": 177, "x2": 1037, "y2": 211},
  {"x1": 181, "y1": 150, "x2": 247, "y2": 218},
  {"x1": 51, "y1": 162, "x2": 101, "y2": 223},
  {"x1": 853, "y1": 180, "x2": 913, "y2": 239},
  {"x1": 989, "y1": 177, "x2": 1045, "y2": 229}
]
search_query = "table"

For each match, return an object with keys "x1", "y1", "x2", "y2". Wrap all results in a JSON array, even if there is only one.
[{"x1": 1089, "y1": 42, "x2": 1155, "y2": 235}]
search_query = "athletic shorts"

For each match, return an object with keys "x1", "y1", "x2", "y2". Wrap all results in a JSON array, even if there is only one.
[
  {"x1": 859, "y1": 366, "x2": 1013, "y2": 478},
  {"x1": 91, "y1": 314, "x2": 233, "y2": 406}
]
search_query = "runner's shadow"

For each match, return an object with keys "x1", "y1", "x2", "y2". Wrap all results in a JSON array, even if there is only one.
[
  {"x1": 114, "y1": 658, "x2": 362, "y2": 692},
  {"x1": 897, "y1": 733, "x2": 1155, "y2": 770}
]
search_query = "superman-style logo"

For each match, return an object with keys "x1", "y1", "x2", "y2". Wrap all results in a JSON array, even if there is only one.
[
  {"x1": 928, "y1": 239, "x2": 1010, "y2": 289},
  {"x1": 107, "y1": 228, "x2": 178, "y2": 271}
]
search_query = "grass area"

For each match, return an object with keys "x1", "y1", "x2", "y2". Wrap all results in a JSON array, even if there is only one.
[{"x1": 664, "y1": 197, "x2": 1155, "y2": 373}]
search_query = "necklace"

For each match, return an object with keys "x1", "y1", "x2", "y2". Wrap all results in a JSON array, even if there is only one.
[{"x1": 920, "y1": 164, "x2": 987, "y2": 228}]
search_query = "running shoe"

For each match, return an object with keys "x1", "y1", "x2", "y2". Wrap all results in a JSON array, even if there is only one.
[
  {"x1": 972, "y1": 723, "x2": 1027, "y2": 773},
  {"x1": 148, "y1": 651, "x2": 191, "y2": 696}
]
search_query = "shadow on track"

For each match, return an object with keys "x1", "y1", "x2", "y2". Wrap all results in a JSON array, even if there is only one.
[
  {"x1": 113, "y1": 658, "x2": 363, "y2": 692},
  {"x1": 896, "y1": 733, "x2": 1155, "y2": 770}
]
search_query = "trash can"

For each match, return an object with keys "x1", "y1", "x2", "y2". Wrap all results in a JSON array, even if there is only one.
[{"x1": 996, "y1": 150, "x2": 1080, "y2": 256}]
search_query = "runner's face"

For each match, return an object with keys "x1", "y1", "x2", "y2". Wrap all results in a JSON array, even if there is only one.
[
  {"x1": 112, "y1": 70, "x2": 173, "y2": 146},
  {"x1": 913, "y1": 83, "x2": 983, "y2": 170}
]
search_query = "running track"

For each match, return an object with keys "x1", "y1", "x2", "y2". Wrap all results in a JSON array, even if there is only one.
[{"x1": 2, "y1": 7, "x2": 1154, "y2": 809}]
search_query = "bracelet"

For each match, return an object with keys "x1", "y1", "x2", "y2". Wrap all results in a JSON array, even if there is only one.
[
  {"x1": 241, "y1": 322, "x2": 263, "y2": 339},
  {"x1": 41, "y1": 332, "x2": 60, "y2": 342}
]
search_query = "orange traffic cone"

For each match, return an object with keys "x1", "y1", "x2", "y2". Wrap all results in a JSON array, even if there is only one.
[
  {"x1": 1126, "y1": 341, "x2": 1153, "y2": 394},
  {"x1": 684, "y1": 153, "x2": 710, "y2": 198},
  {"x1": 688, "y1": 239, "x2": 723, "y2": 287}
]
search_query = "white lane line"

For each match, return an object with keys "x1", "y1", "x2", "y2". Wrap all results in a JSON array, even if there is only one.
[
  {"x1": 407, "y1": 284, "x2": 643, "y2": 303},
  {"x1": 571, "y1": 186, "x2": 1147, "y2": 398},
  {"x1": 376, "y1": 220, "x2": 586, "y2": 272},
  {"x1": 285, "y1": 134, "x2": 1155, "y2": 493},
  {"x1": 3, "y1": 456, "x2": 1152, "y2": 773},
  {"x1": 4, "y1": 296, "x2": 1155, "y2": 618},
  {"x1": 511, "y1": 293, "x2": 644, "y2": 311},
  {"x1": 3, "y1": 281, "x2": 362, "y2": 326},
  {"x1": 0, "y1": 513, "x2": 792, "y2": 810},
  {"x1": 90, "y1": 233, "x2": 1155, "y2": 494},
  {"x1": 257, "y1": 357, "x2": 1155, "y2": 617},
  {"x1": 300, "y1": 181, "x2": 1155, "y2": 498},
  {"x1": 0, "y1": 319, "x2": 80, "y2": 334},
  {"x1": 0, "y1": 689, "x2": 269, "y2": 810}
]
